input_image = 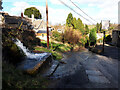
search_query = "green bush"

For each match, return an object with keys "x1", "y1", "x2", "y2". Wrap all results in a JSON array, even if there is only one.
[
  {"x1": 51, "y1": 31, "x2": 62, "y2": 41},
  {"x1": 105, "y1": 35, "x2": 112, "y2": 42},
  {"x1": 89, "y1": 28, "x2": 97, "y2": 46}
]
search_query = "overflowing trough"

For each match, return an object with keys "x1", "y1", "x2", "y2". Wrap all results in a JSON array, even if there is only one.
[{"x1": 15, "y1": 39, "x2": 53, "y2": 74}]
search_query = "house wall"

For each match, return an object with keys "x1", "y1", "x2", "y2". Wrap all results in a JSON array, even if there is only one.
[
  {"x1": 112, "y1": 30, "x2": 120, "y2": 47},
  {"x1": 0, "y1": 14, "x2": 4, "y2": 25},
  {"x1": 37, "y1": 33, "x2": 47, "y2": 36},
  {"x1": 36, "y1": 33, "x2": 47, "y2": 41}
]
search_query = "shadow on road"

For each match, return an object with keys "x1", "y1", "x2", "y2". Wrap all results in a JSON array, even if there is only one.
[{"x1": 95, "y1": 45, "x2": 120, "y2": 60}]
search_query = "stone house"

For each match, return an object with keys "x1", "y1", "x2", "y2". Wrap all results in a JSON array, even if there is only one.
[
  {"x1": 36, "y1": 30, "x2": 49, "y2": 41},
  {"x1": 112, "y1": 30, "x2": 120, "y2": 47},
  {"x1": 32, "y1": 18, "x2": 53, "y2": 41}
]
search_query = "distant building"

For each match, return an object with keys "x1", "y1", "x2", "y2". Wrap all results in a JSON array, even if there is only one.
[
  {"x1": 36, "y1": 30, "x2": 51, "y2": 41},
  {"x1": 36, "y1": 30, "x2": 47, "y2": 41},
  {"x1": 52, "y1": 24, "x2": 65, "y2": 33},
  {"x1": 32, "y1": 19, "x2": 47, "y2": 32},
  {"x1": 29, "y1": 14, "x2": 54, "y2": 41}
]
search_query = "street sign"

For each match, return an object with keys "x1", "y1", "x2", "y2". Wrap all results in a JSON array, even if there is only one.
[{"x1": 101, "y1": 20, "x2": 110, "y2": 30}]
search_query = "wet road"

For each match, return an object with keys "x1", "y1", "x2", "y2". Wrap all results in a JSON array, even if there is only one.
[{"x1": 48, "y1": 46, "x2": 119, "y2": 88}]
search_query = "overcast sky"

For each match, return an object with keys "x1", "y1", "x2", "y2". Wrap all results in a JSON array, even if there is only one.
[{"x1": 2, "y1": 0, "x2": 119, "y2": 25}]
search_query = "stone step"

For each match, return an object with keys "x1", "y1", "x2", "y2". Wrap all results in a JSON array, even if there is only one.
[
  {"x1": 86, "y1": 70, "x2": 103, "y2": 76},
  {"x1": 88, "y1": 75, "x2": 110, "y2": 84},
  {"x1": 86, "y1": 69, "x2": 110, "y2": 84},
  {"x1": 42, "y1": 60, "x2": 59, "y2": 77}
]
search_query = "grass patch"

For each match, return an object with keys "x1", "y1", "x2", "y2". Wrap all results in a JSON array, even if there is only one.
[
  {"x1": 34, "y1": 41, "x2": 73, "y2": 60},
  {"x1": 35, "y1": 40, "x2": 83, "y2": 60},
  {"x1": 41, "y1": 41, "x2": 72, "y2": 52},
  {"x1": 34, "y1": 46, "x2": 63, "y2": 60},
  {"x1": 2, "y1": 62, "x2": 50, "y2": 89}
]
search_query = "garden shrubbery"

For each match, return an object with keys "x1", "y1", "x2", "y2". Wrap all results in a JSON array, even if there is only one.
[
  {"x1": 63, "y1": 27, "x2": 82, "y2": 45},
  {"x1": 51, "y1": 30, "x2": 62, "y2": 42},
  {"x1": 89, "y1": 28, "x2": 97, "y2": 46},
  {"x1": 105, "y1": 35, "x2": 112, "y2": 42}
]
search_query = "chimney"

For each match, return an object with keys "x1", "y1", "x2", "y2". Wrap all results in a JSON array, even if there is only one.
[
  {"x1": 32, "y1": 14, "x2": 34, "y2": 22},
  {"x1": 21, "y1": 12, "x2": 23, "y2": 18}
]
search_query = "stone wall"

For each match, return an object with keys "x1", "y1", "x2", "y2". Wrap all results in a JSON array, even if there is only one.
[{"x1": 112, "y1": 30, "x2": 120, "y2": 47}]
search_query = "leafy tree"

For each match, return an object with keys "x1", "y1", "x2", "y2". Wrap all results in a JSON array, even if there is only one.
[
  {"x1": 96, "y1": 23, "x2": 100, "y2": 33},
  {"x1": 84, "y1": 24, "x2": 89, "y2": 35},
  {"x1": 52, "y1": 30, "x2": 62, "y2": 41},
  {"x1": 99, "y1": 22, "x2": 102, "y2": 32},
  {"x1": 0, "y1": 0, "x2": 3, "y2": 10},
  {"x1": 24, "y1": 7, "x2": 42, "y2": 19},
  {"x1": 76, "y1": 18, "x2": 84, "y2": 34},
  {"x1": 89, "y1": 28, "x2": 97, "y2": 46},
  {"x1": 66, "y1": 13, "x2": 73, "y2": 27},
  {"x1": 73, "y1": 17, "x2": 77, "y2": 29}
]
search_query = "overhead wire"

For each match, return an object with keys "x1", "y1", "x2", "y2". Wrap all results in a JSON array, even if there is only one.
[
  {"x1": 70, "y1": 0, "x2": 97, "y2": 23},
  {"x1": 59, "y1": 0, "x2": 95, "y2": 24}
]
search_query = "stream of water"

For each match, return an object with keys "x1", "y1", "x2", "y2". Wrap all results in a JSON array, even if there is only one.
[{"x1": 15, "y1": 39, "x2": 48, "y2": 61}]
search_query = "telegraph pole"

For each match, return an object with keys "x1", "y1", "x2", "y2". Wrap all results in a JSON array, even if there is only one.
[
  {"x1": 103, "y1": 31, "x2": 105, "y2": 52},
  {"x1": 46, "y1": 0, "x2": 49, "y2": 49}
]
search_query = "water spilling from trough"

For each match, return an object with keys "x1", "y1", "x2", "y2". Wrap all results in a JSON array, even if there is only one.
[
  {"x1": 14, "y1": 39, "x2": 53, "y2": 74},
  {"x1": 15, "y1": 39, "x2": 48, "y2": 60}
]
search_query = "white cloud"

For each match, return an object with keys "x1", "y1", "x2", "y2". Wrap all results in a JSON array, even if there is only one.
[
  {"x1": 3, "y1": 0, "x2": 45, "y2": 2},
  {"x1": 7, "y1": 0, "x2": 119, "y2": 25},
  {"x1": 8, "y1": 1, "x2": 71, "y2": 25},
  {"x1": 49, "y1": 0, "x2": 62, "y2": 5},
  {"x1": 9, "y1": 2, "x2": 30, "y2": 16},
  {"x1": 49, "y1": 0, "x2": 119, "y2": 24}
]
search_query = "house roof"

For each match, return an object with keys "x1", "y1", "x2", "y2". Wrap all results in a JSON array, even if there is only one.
[
  {"x1": 37, "y1": 29, "x2": 52, "y2": 34},
  {"x1": 32, "y1": 19, "x2": 51, "y2": 29},
  {"x1": 37, "y1": 30, "x2": 47, "y2": 33}
]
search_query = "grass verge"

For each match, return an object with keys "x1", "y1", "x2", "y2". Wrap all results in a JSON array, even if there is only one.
[
  {"x1": 34, "y1": 46, "x2": 63, "y2": 60},
  {"x1": 2, "y1": 62, "x2": 50, "y2": 89}
]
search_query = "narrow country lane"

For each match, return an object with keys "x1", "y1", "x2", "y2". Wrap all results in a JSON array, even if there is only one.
[{"x1": 48, "y1": 46, "x2": 119, "y2": 88}]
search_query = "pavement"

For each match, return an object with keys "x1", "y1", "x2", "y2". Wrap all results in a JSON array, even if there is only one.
[{"x1": 47, "y1": 45, "x2": 119, "y2": 88}]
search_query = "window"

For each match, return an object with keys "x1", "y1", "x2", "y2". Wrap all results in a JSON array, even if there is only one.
[{"x1": 42, "y1": 34, "x2": 44, "y2": 37}]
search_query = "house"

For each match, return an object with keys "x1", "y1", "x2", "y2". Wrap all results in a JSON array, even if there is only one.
[
  {"x1": 30, "y1": 14, "x2": 53, "y2": 41},
  {"x1": 112, "y1": 30, "x2": 120, "y2": 47},
  {"x1": 52, "y1": 24, "x2": 65, "y2": 33},
  {"x1": 31, "y1": 14, "x2": 53, "y2": 33},
  {"x1": 32, "y1": 19, "x2": 46, "y2": 32},
  {"x1": 32, "y1": 20, "x2": 53, "y2": 41},
  {"x1": 36, "y1": 30, "x2": 51, "y2": 41}
]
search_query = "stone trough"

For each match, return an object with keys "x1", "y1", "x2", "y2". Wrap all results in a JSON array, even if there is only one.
[
  {"x1": 17, "y1": 53, "x2": 52, "y2": 75},
  {"x1": 14, "y1": 39, "x2": 55, "y2": 75}
]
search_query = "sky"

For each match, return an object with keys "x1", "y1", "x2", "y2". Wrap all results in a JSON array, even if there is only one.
[{"x1": 1, "y1": 0, "x2": 119, "y2": 25}]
